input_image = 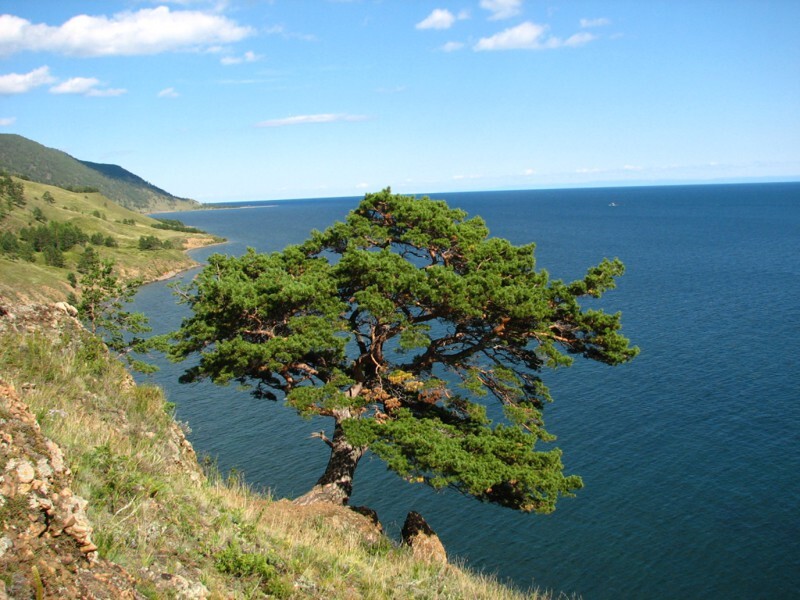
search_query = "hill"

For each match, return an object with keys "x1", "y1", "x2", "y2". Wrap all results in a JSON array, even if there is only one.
[
  {"x1": 0, "y1": 175, "x2": 222, "y2": 303},
  {"x1": 0, "y1": 134, "x2": 199, "y2": 213}
]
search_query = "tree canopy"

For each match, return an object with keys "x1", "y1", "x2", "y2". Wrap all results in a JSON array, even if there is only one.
[{"x1": 170, "y1": 189, "x2": 638, "y2": 512}]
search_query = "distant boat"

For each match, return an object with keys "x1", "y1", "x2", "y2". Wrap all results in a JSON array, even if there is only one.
[{"x1": 608, "y1": 202, "x2": 618, "y2": 207}]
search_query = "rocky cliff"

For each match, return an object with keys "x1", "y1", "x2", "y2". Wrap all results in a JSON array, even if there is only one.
[{"x1": 0, "y1": 303, "x2": 208, "y2": 598}]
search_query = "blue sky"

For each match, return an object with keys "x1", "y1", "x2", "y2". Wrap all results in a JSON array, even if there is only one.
[{"x1": 0, "y1": 1, "x2": 798, "y2": 202}]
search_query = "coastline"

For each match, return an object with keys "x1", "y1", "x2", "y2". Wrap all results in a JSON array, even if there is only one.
[{"x1": 146, "y1": 237, "x2": 228, "y2": 285}]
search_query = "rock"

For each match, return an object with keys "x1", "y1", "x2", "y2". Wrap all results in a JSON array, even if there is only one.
[
  {"x1": 0, "y1": 537, "x2": 12, "y2": 557},
  {"x1": 45, "y1": 438, "x2": 67, "y2": 474},
  {"x1": 142, "y1": 569, "x2": 209, "y2": 600},
  {"x1": 401, "y1": 511, "x2": 447, "y2": 564},
  {"x1": 15, "y1": 460, "x2": 35, "y2": 483},
  {"x1": 350, "y1": 505, "x2": 382, "y2": 531},
  {"x1": 53, "y1": 301, "x2": 78, "y2": 317}
]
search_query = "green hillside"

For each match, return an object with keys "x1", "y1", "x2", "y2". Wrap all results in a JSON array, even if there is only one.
[
  {"x1": 0, "y1": 175, "x2": 222, "y2": 303},
  {"x1": 0, "y1": 134, "x2": 199, "y2": 213}
]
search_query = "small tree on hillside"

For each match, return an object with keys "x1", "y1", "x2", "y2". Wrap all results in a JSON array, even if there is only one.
[
  {"x1": 0, "y1": 173, "x2": 25, "y2": 209},
  {"x1": 77, "y1": 259, "x2": 156, "y2": 373},
  {"x1": 76, "y1": 246, "x2": 100, "y2": 274},
  {"x1": 169, "y1": 189, "x2": 638, "y2": 512}
]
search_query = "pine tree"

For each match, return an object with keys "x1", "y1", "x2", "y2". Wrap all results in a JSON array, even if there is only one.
[
  {"x1": 77, "y1": 259, "x2": 155, "y2": 373},
  {"x1": 170, "y1": 189, "x2": 638, "y2": 512}
]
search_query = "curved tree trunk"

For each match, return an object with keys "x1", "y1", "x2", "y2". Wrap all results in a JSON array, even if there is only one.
[{"x1": 294, "y1": 420, "x2": 366, "y2": 506}]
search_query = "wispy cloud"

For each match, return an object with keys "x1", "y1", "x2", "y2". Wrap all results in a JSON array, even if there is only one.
[
  {"x1": 0, "y1": 117, "x2": 16, "y2": 126},
  {"x1": 265, "y1": 24, "x2": 317, "y2": 43},
  {"x1": 158, "y1": 87, "x2": 180, "y2": 98},
  {"x1": 580, "y1": 17, "x2": 611, "y2": 28},
  {"x1": 0, "y1": 7, "x2": 252, "y2": 57},
  {"x1": 480, "y1": 0, "x2": 523, "y2": 21},
  {"x1": 50, "y1": 77, "x2": 126, "y2": 97},
  {"x1": 416, "y1": 9, "x2": 456, "y2": 30},
  {"x1": 475, "y1": 22, "x2": 595, "y2": 51},
  {"x1": 85, "y1": 87, "x2": 127, "y2": 97},
  {"x1": 221, "y1": 50, "x2": 262, "y2": 65},
  {"x1": 256, "y1": 113, "x2": 368, "y2": 127},
  {"x1": 0, "y1": 66, "x2": 56, "y2": 94},
  {"x1": 441, "y1": 41, "x2": 465, "y2": 52}
]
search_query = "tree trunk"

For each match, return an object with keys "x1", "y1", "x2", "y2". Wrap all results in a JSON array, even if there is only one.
[{"x1": 294, "y1": 420, "x2": 365, "y2": 506}]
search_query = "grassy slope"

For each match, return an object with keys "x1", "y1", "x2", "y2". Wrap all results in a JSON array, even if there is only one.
[
  {"x1": 0, "y1": 177, "x2": 222, "y2": 303},
  {"x1": 0, "y1": 313, "x2": 551, "y2": 599},
  {"x1": 0, "y1": 134, "x2": 199, "y2": 213}
]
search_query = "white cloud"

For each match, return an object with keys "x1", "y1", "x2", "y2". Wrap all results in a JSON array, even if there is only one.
[
  {"x1": 416, "y1": 9, "x2": 456, "y2": 30},
  {"x1": 50, "y1": 77, "x2": 100, "y2": 95},
  {"x1": 158, "y1": 87, "x2": 180, "y2": 98},
  {"x1": 256, "y1": 113, "x2": 368, "y2": 127},
  {"x1": 0, "y1": 6, "x2": 253, "y2": 57},
  {"x1": 441, "y1": 41, "x2": 465, "y2": 52},
  {"x1": 480, "y1": 0, "x2": 523, "y2": 21},
  {"x1": 265, "y1": 24, "x2": 317, "y2": 43},
  {"x1": 86, "y1": 87, "x2": 127, "y2": 97},
  {"x1": 221, "y1": 50, "x2": 262, "y2": 65},
  {"x1": 560, "y1": 32, "x2": 596, "y2": 48},
  {"x1": 0, "y1": 66, "x2": 56, "y2": 94},
  {"x1": 475, "y1": 22, "x2": 595, "y2": 51},
  {"x1": 580, "y1": 17, "x2": 611, "y2": 28},
  {"x1": 0, "y1": 117, "x2": 16, "y2": 126},
  {"x1": 475, "y1": 21, "x2": 544, "y2": 50},
  {"x1": 49, "y1": 77, "x2": 126, "y2": 97}
]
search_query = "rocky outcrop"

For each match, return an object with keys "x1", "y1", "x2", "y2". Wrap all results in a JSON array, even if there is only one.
[
  {"x1": 0, "y1": 302, "x2": 207, "y2": 598},
  {"x1": 401, "y1": 511, "x2": 448, "y2": 564},
  {"x1": 0, "y1": 377, "x2": 145, "y2": 598},
  {"x1": 0, "y1": 302, "x2": 83, "y2": 336}
]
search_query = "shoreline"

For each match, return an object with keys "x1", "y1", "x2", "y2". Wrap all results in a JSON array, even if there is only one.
[
  {"x1": 148, "y1": 204, "x2": 278, "y2": 215},
  {"x1": 146, "y1": 237, "x2": 229, "y2": 286}
]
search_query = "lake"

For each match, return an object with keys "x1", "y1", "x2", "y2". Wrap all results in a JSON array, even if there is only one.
[{"x1": 132, "y1": 182, "x2": 800, "y2": 599}]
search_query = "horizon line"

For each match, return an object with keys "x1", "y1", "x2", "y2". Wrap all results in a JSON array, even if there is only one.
[{"x1": 196, "y1": 176, "x2": 800, "y2": 205}]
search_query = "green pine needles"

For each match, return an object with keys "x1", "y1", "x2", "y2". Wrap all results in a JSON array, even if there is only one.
[
  {"x1": 76, "y1": 259, "x2": 156, "y2": 374},
  {"x1": 170, "y1": 188, "x2": 638, "y2": 513}
]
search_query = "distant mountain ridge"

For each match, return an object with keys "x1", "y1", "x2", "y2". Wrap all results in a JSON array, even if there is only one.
[{"x1": 0, "y1": 134, "x2": 199, "y2": 213}]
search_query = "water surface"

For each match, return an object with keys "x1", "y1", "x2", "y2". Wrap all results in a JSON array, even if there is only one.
[{"x1": 133, "y1": 183, "x2": 800, "y2": 598}]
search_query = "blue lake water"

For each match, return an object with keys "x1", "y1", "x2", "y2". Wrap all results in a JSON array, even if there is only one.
[{"x1": 132, "y1": 183, "x2": 800, "y2": 599}]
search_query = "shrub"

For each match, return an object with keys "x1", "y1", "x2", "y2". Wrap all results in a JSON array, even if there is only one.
[
  {"x1": 138, "y1": 235, "x2": 164, "y2": 250},
  {"x1": 43, "y1": 244, "x2": 65, "y2": 268}
]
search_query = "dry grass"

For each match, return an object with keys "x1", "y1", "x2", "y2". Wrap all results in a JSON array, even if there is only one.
[{"x1": 0, "y1": 322, "x2": 561, "y2": 599}]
